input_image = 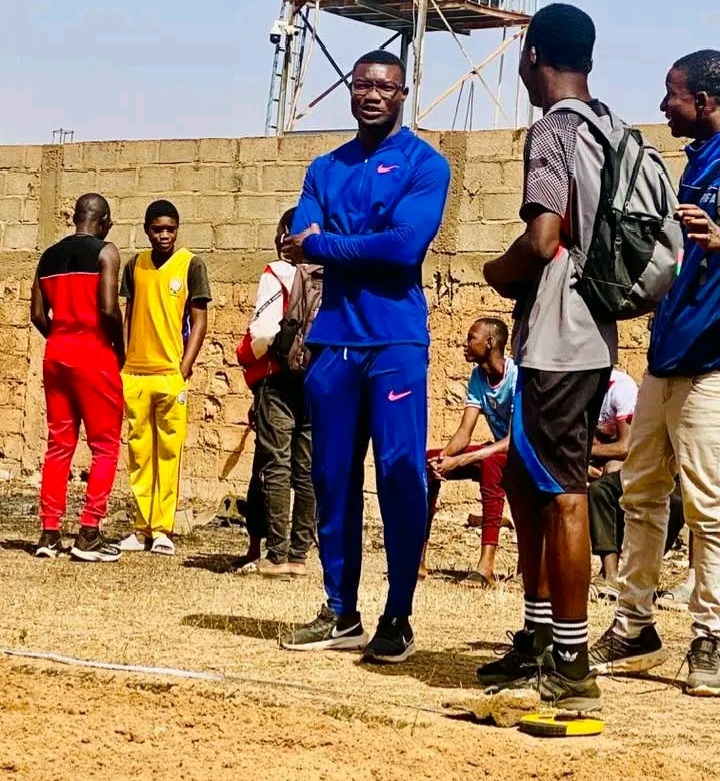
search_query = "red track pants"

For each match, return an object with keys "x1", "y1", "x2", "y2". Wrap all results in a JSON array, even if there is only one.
[
  {"x1": 40, "y1": 360, "x2": 123, "y2": 530},
  {"x1": 426, "y1": 444, "x2": 507, "y2": 547}
]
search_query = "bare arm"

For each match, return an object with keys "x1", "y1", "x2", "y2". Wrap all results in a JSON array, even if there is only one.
[
  {"x1": 98, "y1": 243, "x2": 125, "y2": 366},
  {"x1": 453, "y1": 435, "x2": 510, "y2": 468},
  {"x1": 483, "y1": 207, "x2": 562, "y2": 293},
  {"x1": 439, "y1": 406, "x2": 482, "y2": 458},
  {"x1": 180, "y1": 302, "x2": 208, "y2": 380},
  {"x1": 30, "y1": 271, "x2": 50, "y2": 338},
  {"x1": 592, "y1": 418, "x2": 631, "y2": 461},
  {"x1": 123, "y1": 298, "x2": 133, "y2": 352}
]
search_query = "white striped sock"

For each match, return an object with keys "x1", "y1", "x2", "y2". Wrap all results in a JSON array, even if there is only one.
[
  {"x1": 553, "y1": 620, "x2": 589, "y2": 646},
  {"x1": 524, "y1": 597, "x2": 553, "y2": 626}
]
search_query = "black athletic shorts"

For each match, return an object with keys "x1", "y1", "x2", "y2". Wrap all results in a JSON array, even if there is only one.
[{"x1": 504, "y1": 367, "x2": 611, "y2": 497}]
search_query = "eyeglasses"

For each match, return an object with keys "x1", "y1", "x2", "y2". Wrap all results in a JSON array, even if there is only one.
[{"x1": 351, "y1": 79, "x2": 404, "y2": 99}]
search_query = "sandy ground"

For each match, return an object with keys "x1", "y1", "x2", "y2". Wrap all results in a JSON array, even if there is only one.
[{"x1": 0, "y1": 488, "x2": 717, "y2": 781}]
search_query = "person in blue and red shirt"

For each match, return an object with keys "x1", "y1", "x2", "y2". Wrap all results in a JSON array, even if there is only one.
[
  {"x1": 30, "y1": 193, "x2": 125, "y2": 563},
  {"x1": 590, "y1": 49, "x2": 720, "y2": 698},
  {"x1": 422, "y1": 318, "x2": 517, "y2": 587},
  {"x1": 279, "y1": 49, "x2": 451, "y2": 663}
]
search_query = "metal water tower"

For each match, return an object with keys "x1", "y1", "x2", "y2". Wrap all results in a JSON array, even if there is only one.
[{"x1": 265, "y1": 0, "x2": 537, "y2": 136}]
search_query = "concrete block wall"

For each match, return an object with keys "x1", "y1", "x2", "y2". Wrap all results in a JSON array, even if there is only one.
[{"x1": 0, "y1": 126, "x2": 687, "y2": 508}]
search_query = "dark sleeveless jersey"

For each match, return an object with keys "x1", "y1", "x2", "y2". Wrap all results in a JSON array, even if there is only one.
[{"x1": 37, "y1": 234, "x2": 117, "y2": 368}]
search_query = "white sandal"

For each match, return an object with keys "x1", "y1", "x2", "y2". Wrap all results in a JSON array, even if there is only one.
[{"x1": 151, "y1": 534, "x2": 175, "y2": 556}]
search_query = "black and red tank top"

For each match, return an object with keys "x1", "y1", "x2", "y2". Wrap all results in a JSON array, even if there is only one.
[{"x1": 38, "y1": 234, "x2": 117, "y2": 369}]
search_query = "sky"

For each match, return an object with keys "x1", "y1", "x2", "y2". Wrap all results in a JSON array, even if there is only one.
[{"x1": 0, "y1": 1, "x2": 718, "y2": 144}]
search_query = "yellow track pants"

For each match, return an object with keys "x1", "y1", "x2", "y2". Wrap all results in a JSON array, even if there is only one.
[{"x1": 122, "y1": 372, "x2": 188, "y2": 538}]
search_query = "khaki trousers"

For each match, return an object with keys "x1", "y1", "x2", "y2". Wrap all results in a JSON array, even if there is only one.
[{"x1": 616, "y1": 371, "x2": 720, "y2": 641}]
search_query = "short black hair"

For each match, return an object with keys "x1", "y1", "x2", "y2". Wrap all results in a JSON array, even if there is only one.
[
  {"x1": 279, "y1": 207, "x2": 296, "y2": 231},
  {"x1": 354, "y1": 49, "x2": 406, "y2": 82},
  {"x1": 472, "y1": 317, "x2": 509, "y2": 352},
  {"x1": 145, "y1": 199, "x2": 180, "y2": 227},
  {"x1": 74, "y1": 193, "x2": 110, "y2": 225},
  {"x1": 525, "y1": 3, "x2": 595, "y2": 75},
  {"x1": 673, "y1": 50, "x2": 720, "y2": 98}
]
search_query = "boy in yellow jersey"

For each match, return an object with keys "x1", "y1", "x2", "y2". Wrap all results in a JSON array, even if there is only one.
[{"x1": 119, "y1": 200, "x2": 211, "y2": 555}]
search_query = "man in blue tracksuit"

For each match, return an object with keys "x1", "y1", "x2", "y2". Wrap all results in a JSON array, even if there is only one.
[
  {"x1": 589, "y1": 49, "x2": 720, "y2": 697},
  {"x1": 279, "y1": 49, "x2": 450, "y2": 663}
]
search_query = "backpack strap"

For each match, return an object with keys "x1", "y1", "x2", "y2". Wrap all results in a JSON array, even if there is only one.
[{"x1": 547, "y1": 98, "x2": 613, "y2": 143}]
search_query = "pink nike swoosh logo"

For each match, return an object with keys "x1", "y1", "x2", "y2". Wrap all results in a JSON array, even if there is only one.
[
  {"x1": 388, "y1": 390, "x2": 412, "y2": 402},
  {"x1": 377, "y1": 164, "x2": 399, "y2": 174}
]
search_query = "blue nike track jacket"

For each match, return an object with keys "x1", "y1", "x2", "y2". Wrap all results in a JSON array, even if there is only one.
[{"x1": 292, "y1": 126, "x2": 451, "y2": 347}]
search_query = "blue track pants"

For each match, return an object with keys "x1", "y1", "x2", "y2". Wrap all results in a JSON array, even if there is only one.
[{"x1": 304, "y1": 344, "x2": 428, "y2": 618}]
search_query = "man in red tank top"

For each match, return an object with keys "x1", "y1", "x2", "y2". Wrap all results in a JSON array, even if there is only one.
[{"x1": 30, "y1": 193, "x2": 125, "y2": 562}]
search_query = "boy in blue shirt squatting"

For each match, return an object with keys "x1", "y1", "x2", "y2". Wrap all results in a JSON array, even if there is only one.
[{"x1": 280, "y1": 49, "x2": 451, "y2": 663}]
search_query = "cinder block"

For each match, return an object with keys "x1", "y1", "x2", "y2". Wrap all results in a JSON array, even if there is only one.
[
  {"x1": 0, "y1": 198, "x2": 23, "y2": 222},
  {"x1": 0, "y1": 433, "x2": 24, "y2": 462},
  {"x1": 22, "y1": 200, "x2": 39, "y2": 224},
  {"x1": 501, "y1": 160, "x2": 525, "y2": 191},
  {"x1": 24, "y1": 147, "x2": 43, "y2": 169},
  {"x1": 60, "y1": 170, "x2": 97, "y2": 198},
  {"x1": 235, "y1": 195, "x2": 281, "y2": 221},
  {"x1": 466, "y1": 128, "x2": 525, "y2": 161},
  {"x1": 60, "y1": 144, "x2": 85, "y2": 170},
  {"x1": 239, "y1": 166, "x2": 260, "y2": 192},
  {"x1": 457, "y1": 222, "x2": 507, "y2": 254},
  {"x1": 221, "y1": 394, "x2": 250, "y2": 425},
  {"x1": 216, "y1": 166, "x2": 242, "y2": 192},
  {"x1": 3, "y1": 223, "x2": 37, "y2": 251},
  {"x1": 481, "y1": 193, "x2": 521, "y2": 222},
  {"x1": 158, "y1": 140, "x2": 199, "y2": 164},
  {"x1": 195, "y1": 194, "x2": 236, "y2": 222},
  {"x1": 618, "y1": 318, "x2": 651, "y2": 350},
  {"x1": 0, "y1": 146, "x2": 26, "y2": 169},
  {"x1": 173, "y1": 164, "x2": 218, "y2": 193},
  {"x1": 107, "y1": 223, "x2": 133, "y2": 250},
  {"x1": 178, "y1": 222, "x2": 213, "y2": 250},
  {"x1": 97, "y1": 169, "x2": 137, "y2": 195},
  {"x1": 199, "y1": 138, "x2": 238, "y2": 163},
  {"x1": 277, "y1": 133, "x2": 349, "y2": 162},
  {"x1": 116, "y1": 196, "x2": 152, "y2": 222},
  {"x1": 213, "y1": 223, "x2": 255, "y2": 251},
  {"x1": 138, "y1": 165, "x2": 175, "y2": 192},
  {"x1": 5, "y1": 172, "x2": 39, "y2": 197},
  {"x1": 238, "y1": 137, "x2": 279, "y2": 164},
  {"x1": 118, "y1": 141, "x2": 158, "y2": 166},
  {"x1": 85, "y1": 143, "x2": 119, "y2": 168},
  {"x1": 261, "y1": 163, "x2": 307, "y2": 193},
  {"x1": 464, "y1": 162, "x2": 504, "y2": 195}
]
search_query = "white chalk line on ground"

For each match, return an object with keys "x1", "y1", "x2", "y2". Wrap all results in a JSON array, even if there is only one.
[{"x1": 1, "y1": 648, "x2": 446, "y2": 715}]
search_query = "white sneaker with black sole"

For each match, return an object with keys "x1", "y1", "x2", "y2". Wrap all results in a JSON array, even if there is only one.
[
  {"x1": 362, "y1": 616, "x2": 416, "y2": 664},
  {"x1": 280, "y1": 604, "x2": 369, "y2": 651}
]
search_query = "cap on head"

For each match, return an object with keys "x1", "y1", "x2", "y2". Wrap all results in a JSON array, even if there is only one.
[
  {"x1": 673, "y1": 49, "x2": 720, "y2": 99},
  {"x1": 73, "y1": 193, "x2": 110, "y2": 226},
  {"x1": 353, "y1": 49, "x2": 406, "y2": 83},
  {"x1": 525, "y1": 3, "x2": 595, "y2": 75},
  {"x1": 144, "y1": 199, "x2": 180, "y2": 228}
]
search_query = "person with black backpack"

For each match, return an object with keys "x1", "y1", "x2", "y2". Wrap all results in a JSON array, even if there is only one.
[
  {"x1": 480, "y1": 4, "x2": 680, "y2": 712},
  {"x1": 590, "y1": 49, "x2": 720, "y2": 698},
  {"x1": 236, "y1": 208, "x2": 320, "y2": 579}
]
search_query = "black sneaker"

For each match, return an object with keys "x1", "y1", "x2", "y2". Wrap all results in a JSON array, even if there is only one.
[
  {"x1": 362, "y1": 616, "x2": 416, "y2": 664},
  {"x1": 488, "y1": 652, "x2": 602, "y2": 712},
  {"x1": 70, "y1": 526, "x2": 121, "y2": 563},
  {"x1": 476, "y1": 629, "x2": 552, "y2": 688},
  {"x1": 686, "y1": 637, "x2": 720, "y2": 697},
  {"x1": 280, "y1": 604, "x2": 369, "y2": 651},
  {"x1": 36, "y1": 530, "x2": 64, "y2": 559},
  {"x1": 589, "y1": 623, "x2": 669, "y2": 675}
]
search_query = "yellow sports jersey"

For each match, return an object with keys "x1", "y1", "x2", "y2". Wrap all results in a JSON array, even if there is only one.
[{"x1": 122, "y1": 248, "x2": 196, "y2": 375}]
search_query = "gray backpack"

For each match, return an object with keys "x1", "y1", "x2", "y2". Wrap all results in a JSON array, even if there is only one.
[{"x1": 549, "y1": 99, "x2": 683, "y2": 321}]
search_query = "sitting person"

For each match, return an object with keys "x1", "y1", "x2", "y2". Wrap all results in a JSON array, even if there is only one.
[
  {"x1": 421, "y1": 317, "x2": 517, "y2": 587},
  {"x1": 588, "y1": 368, "x2": 684, "y2": 598}
]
